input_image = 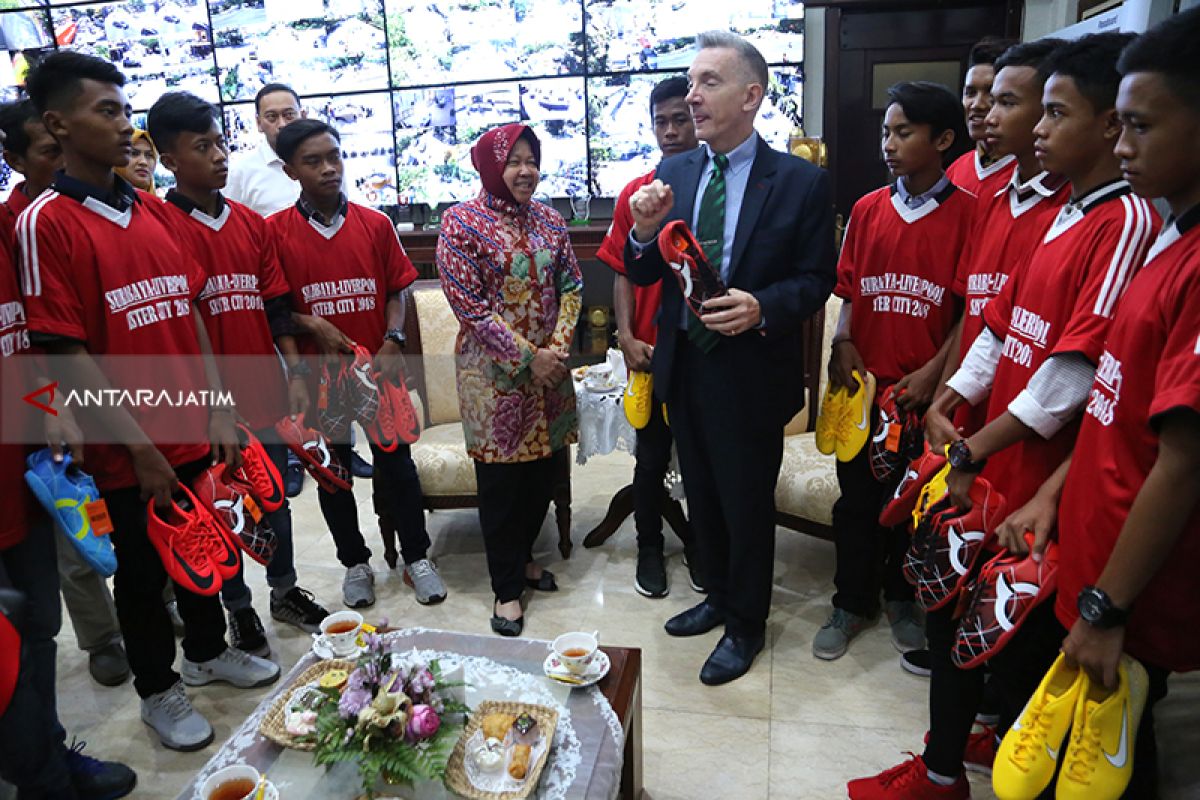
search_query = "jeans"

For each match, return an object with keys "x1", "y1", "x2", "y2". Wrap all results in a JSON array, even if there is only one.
[
  {"x1": 922, "y1": 602, "x2": 987, "y2": 778},
  {"x1": 220, "y1": 435, "x2": 298, "y2": 612},
  {"x1": 104, "y1": 458, "x2": 227, "y2": 698},
  {"x1": 474, "y1": 456, "x2": 556, "y2": 603},
  {"x1": 632, "y1": 405, "x2": 673, "y2": 552},
  {"x1": 316, "y1": 442, "x2": 429, "y2": 568},
  {"x1": 0, "y1": 517, "x2": 74, "y2": 798}
]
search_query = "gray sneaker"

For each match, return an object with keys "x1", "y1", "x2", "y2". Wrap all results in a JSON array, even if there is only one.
[
  {"x1": 404, "y1": 559, "x2": 447, "y2": 605},
  {"x1": 886, "y1": 600, "x2": 926, "y2": 653},
  {"x1": 343, "y1": 563, "x2": 376, "y2": 608},
  {"x1": 140, "y1": 681, "x2": 213, "y2": 752},
  {"x1": 181, "y1": 647, "x2": 280, "y2": 689},
  {"x1": 813, "y1": 607, "x2": 871, "y2": 660}
]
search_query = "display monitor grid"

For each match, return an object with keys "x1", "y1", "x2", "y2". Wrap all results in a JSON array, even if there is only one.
[{"x1": 0, "y1": 0, "x2": 804, "y2": 208}]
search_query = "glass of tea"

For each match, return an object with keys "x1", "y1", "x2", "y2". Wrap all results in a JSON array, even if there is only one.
[{"x1": 551, "y1": 631, "x2": 598, "y2": 675}]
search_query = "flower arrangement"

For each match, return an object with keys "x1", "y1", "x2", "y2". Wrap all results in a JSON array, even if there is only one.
[{"x1": 306, "y1": 631, "x2": 469, "y2": 797}]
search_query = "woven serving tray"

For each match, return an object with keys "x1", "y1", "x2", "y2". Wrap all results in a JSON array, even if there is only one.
[
  {"x1": 257, "y1": 658, "x2": 355, "y2": 750},
  {"x1": 443, "y1": 700, "x2": 560, "y2": 800}
]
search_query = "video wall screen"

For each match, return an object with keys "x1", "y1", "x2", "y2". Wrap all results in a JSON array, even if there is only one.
[{"x1": 0, "y1": 0, "x2": 803, "y2": 207}]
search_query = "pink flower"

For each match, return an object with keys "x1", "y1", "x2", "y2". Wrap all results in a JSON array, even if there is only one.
[
  {"x1": 408, "y1": 667, "x2": 435, "y2": 696},
  {"x1": 407, "y1": 704, "x2": 441, "y2": 741},
  {"x1": 493, "y1": 392, "x2": 528, "y2": 456}
]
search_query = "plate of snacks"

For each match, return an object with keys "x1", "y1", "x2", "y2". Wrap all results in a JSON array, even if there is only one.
[
  {"x1": 444, "y1": 700, "x2": 559, "y2": 800},
  {"x1": 257, "y1": 659, "x2": 355, "y2": 750}
]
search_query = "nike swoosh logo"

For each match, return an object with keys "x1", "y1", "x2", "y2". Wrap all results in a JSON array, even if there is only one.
[
  {"x1": 1104, "y1": 704, "x2": 1129, "y2": 768},
  {"x1": 172, "y1": 550, "x2": 215, "y2": 591},
  {"x1": 855, "y1": 397, "x2": 869, "y2": 431},
  {"x1": 1046, "y1": 741, "x2": 1060, "y2": 761}
]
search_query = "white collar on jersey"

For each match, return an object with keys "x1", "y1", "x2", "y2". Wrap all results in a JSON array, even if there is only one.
[
  {"x1": 1000, "y1": 169, "x2": 1067, "y2": 218},
  {"x1": 81, "y1": 196, "x2": 132, "y2": 229},
  {"x1": 189, "y1": 203, "x2": 232, "y2": 232},
  {"x1": 975, "y1": 149, "x2": 1016, "y2": 181},
  {"x1": 1044, "y1": 179, "x2": 1132, "y2": 242},
  {"x1": 889, "y1": 180, "x2": 957, "y2": 225}
]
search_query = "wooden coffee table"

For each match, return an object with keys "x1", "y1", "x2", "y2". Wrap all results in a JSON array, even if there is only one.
[{"x1": 596, "y1": 646, "x2": 643, "y2": 799}]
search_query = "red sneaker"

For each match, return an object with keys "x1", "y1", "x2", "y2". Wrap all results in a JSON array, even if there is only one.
[
  {"x1": 657, "y1": 219, "x2": 728, "y2": 319},
  {"x1": 366, "y1": 371, "x2": 420, "y2": 451},
  {"x1": 146, "y1": 487, "x2": 224, "y2": 596},
  {"x1": 192, "y1": 464, "x2": 278, "y2": 566},
  {"x1": 342, "y1": 345, "x2": 380, "y2": 426},
  {"x1": 963, "y1": 725, "x2": 997, "y2": 774},
  {"x1": 952, "y1": 533, "x2": 1059, "y2": 669},
  {"x1": 869, "y1": 386, "x2": 923, "y2": 483},
  {"x1": 317, "y1": 362, "x2": 351, "y2": 441},
  {"x1": 848, "y1": 755, "x2": 969, "y2": 799},
  {"x1": 274, "y1": 413, "x2": 352, "y2": 493},
  {"x1": 233, "y1": 424, "x2": 284, "y2": 512},
  {"x1": 906, "y1": 478, "x2": 1006, "y2": 612},
  {"x1": 879, "y1": 444, "x2": 948, "y2": 528}
]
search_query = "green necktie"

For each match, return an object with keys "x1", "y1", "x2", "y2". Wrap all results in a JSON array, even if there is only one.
[{"x1": 688, "y1": 153, "x2": 728, "y2": 353}]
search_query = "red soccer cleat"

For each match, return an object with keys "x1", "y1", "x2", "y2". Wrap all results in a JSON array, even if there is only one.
[
  {"x1": 147, "y1": 486, "x2": 226, "y2": 596},
  {"x1": 869, "y1": 386, "x2": 924, "y2": 483},
  {"x1": 232, "y1": 423, "x2": 284, "y2": 512},
  {"x1": 317, "y1": 362, "x2": 351, "y2": 441},
  {"x1": 274, "y1": 413, "x2": 353, "y2": 493},
  {"x1": 366, "y1": 371, "x2": 420, "y2": 451},
  {"x1": 657, "y1": 219, "x2": 728, "y2": 320},
  {"x1": 952, "y1": 533, "x2": 1059, "y2": 669},
  {"x1": 879, "y1": 444, "x2": 948, "y2": 528},
  {"x1": 342, "y1": 344, "x2": 381, "y2": 426},
  {"x1": 906, "y1": 478, "x2": 1006, "y2": 612},
  {"x1": 192, "y1": 464, "x2": 278, "y2": 567},
  {"x1": 848, "y1": 754, "x2": 969, "y2": 800}
]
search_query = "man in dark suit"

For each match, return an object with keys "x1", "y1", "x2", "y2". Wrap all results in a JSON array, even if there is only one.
[{"x1": 625, "y1": 31, "x2": 835, "y2": 685}]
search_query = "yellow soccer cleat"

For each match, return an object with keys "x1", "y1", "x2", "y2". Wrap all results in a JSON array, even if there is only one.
[
  {"x1": 814, "y1": 382, "x2": 849, "y2": 456},
  {"x1": 623, "y1": 371, "x2": 654, "y2": 430},
  {"x1": 911, "y1": 446, "x2": 952, "y2": 530},
  {"x1": 993, "y1": 653, "x2": 1086, "y2": 800},
  {"x1": 1056, "y1": 655, "x2": 1149, "y2": 800},
  {"x1": 835, "y1": 370, "x2": 877, "y2": 462}
]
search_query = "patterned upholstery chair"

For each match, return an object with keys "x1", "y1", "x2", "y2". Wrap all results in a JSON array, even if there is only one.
[
  {"x1": 399, "y1": 280, "x2": 574, "y2": 559},
  {"x1": 773, "y1": 294, "x2": 842, "y2": 539}
]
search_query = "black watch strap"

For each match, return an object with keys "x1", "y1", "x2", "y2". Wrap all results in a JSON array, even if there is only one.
[
  {"x1": 385, "y1": 328, "x2": 407, "y2": 348},
  {"x1": 1078, "y1": 585, "x2": 1129, "y2": 629}
]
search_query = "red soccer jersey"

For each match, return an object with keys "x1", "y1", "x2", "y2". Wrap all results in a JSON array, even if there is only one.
[
  {"x1": 17, "y1": 179, "x2": 211, "y2": 491},
  {"x1": 0, "y1": 243, "x2": 32, "y2": 549},
  {"x1": 1060, "y1": 209, "x2": 1200, "y2": 671},
  {"x1": 1055, "y1": 208, "x2": 1200, "y2": 672},
  {"x1": 154, "y1": 193, "x2": 291, "y2": 431},
  {"x1": 980, "y1": 181, "x2": 1158, "y2": 509},
  {"x1": 946, "y1": 149, "x2": 1016, "y2": 201},
  {"x1": 952, "y1": 171, "x2": 1070, "y2": 435},
  {"x1": 834, "y1": 182, "x2": 974, "y2": 386},
  {"x1": 597, "y1": 171, "x2": 661, "y2": 345},
  {"x1": 269, "y1": 201, "x2": 417, "y2": 353},
  {"x1": 0, "y1": 183, "x2": 32, "y2": 256}
]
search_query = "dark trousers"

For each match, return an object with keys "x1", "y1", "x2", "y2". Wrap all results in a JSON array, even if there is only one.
[
  {"x1": 220, "y1": 436, "x2": 298, "y2": 611},
  {"x1": 475, "y1": 456, "x2": 556, "y2": 604},
  {"x1": 832, "y1": 438, "x2": 913, "y2": 617},
  {"x1": 317, "y1": 442, "x2": 429, "y2": 568},
  {"x1": 103, "y1": 458, "x2": 227, "y2": 698},
  {"x1": 632, "y1": 405, "x2": 674, "y2": 552},
  {"x1": 989, "y1": 602, "x2": 1169, "y2": 800},
  {"x1": 669, "y1": 337, "x2": 784, "y2": 639},
  {"x1": 0, "y1": 517, "x2": 73, "y2": 797},
  {"x1": 923, "y1": 602, "x2": 988, "y2": 777}
]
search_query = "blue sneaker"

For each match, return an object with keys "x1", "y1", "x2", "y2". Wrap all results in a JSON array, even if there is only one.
[
  {"x1": 25, "y1": 449, "x2": 117, "y2": 577},
  {"x1": 66, "y1": 739, "x2": 137, "y2": 799}
]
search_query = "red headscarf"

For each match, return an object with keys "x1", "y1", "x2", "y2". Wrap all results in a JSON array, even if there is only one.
[{"x1": 470, "y1": 123, "x2": 541, "y2": 205}]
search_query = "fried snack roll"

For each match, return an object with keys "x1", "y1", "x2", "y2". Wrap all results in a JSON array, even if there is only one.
[{"x1": 508, "y1": 743, "x2": 531, "y2": 780}]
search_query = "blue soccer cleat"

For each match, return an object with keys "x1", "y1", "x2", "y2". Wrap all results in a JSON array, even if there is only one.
[{"x1": 25, "y1": 449, "x2": 117, "y2": 577}]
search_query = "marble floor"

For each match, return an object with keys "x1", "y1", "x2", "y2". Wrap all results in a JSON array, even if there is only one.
[{"x1": 33, "y1": 450, "x2": 1200, "y2": 799}]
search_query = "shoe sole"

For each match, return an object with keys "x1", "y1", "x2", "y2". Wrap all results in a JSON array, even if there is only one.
[
  {"x1": 90, "y1": 667, "x2": 131, "y2": 687},
  {"x1": 269, "y1": 611, "x2": 322, "y2": 635},
  {"x1": 634, "y1": 577, "x2": 669, "y2": 598},
  {"x1": 180, "y1": 667, "x2": 280, "y2": 689},
  {"x1": 900, "y1": 658, "x2": 932, "y2": 677},
  {"x1": 344, "y1": 597, "x2": 375, "y2": 609},
  {"x1": 812, "y1": 644, "x2": 848, "y2": 661},
  {"x1": 892, "y1": 632, "x2": 926, "y2": 653},
  {"x1": 415, "y1": 592, "x2": 447, "y2": 606},
  {"x1": 140, "y1": 715, "x2": 214, "y2": 752}
]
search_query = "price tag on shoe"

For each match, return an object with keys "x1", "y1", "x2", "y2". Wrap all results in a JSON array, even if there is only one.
[{"x1": 84, "y1": 499, "x2": 114, "y2": 536}]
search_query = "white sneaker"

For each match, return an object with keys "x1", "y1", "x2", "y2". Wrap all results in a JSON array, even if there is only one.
[
  {"x1": 140, "y1": 680, "x2": 214, "y2": 751},
  {"x1": 181, "y1": 647, "x2": 280, "y2": 689},
  {"x1": 343, "y1": 562, "x2": 375, "y2": 608}
]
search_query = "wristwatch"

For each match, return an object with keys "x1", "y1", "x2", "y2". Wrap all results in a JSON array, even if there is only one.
[
  {"x1": 947, "y1": 439, "x2": 986, "y2": 473},
  {"x1": 1078, "y1": 585, "x2": 1129, "y2": 629},
  {"x1": 384, "y1": 328, "x2": 407, "y2": 348},
  {"x1": 287, "y1": 360, "x2": 312, "y2": 381}
]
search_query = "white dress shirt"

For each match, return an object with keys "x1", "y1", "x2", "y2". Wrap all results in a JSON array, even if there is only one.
[{"x1": 225, "y1": 137, "x2": 300, "y2": 217}]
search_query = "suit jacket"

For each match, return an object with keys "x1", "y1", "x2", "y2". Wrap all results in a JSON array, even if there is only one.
[{"x1": 624, "y1": 135, "x2": 835, "y2": 425}]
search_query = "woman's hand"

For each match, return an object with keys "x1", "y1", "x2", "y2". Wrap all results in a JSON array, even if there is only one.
[{"x1": 531, "y1": 347, "x2": 568, "y2": 389}]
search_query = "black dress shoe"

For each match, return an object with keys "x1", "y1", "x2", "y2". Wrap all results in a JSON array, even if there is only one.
[
  {"x1": 525, "y1": 569, "x2": 558, "y2": 592},
  {"x1": 699, "y1": 633, "x2": 765, "y2": 686},
  {"x1": 664, "y1": 600, "x2": 725, "y2": 637},
  {"x1": 285, "y1": 463, "x2": 305, "y2": 498},
  {"x1": 490, "y1": 614, "x2": 524, "y2": 637}
]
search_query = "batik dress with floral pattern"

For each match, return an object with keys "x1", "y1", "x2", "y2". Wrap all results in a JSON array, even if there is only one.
[{"x1": 436, "y1": 190, "x2": 583, "y2": 463}]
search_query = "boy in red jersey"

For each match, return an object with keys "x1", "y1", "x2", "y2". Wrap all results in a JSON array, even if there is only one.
[
  {"x1": 596, "y1": 75, "x2": 701, "y2": 599},
  {"x1": 945, "y1": 37, "x2": 1018, "y2": 198},
  {"x1": 817, "y1": 81, "x2": 972, "y2": 663},
  {"x1": 147, "y1": 91, "x2": 330, "y2": 655},
  {"x1": 997, "y1": 11, "x2": 1200, "y2": 797},
  {"x1": 17, "y1": 52, "x2": 279, "y2": 753},
  {"x1": 268, "y1": 119, "x2": 446, "y2": 608},
  {"x1": 0, "y1": 98, "x2": 133, "y2": 688},
  {"x1": 851, "y1": 33, "x2": 1157, "y2": 800},
  {"x1": 0, "y1": 116, "x2": 137, "y2": 797}
]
